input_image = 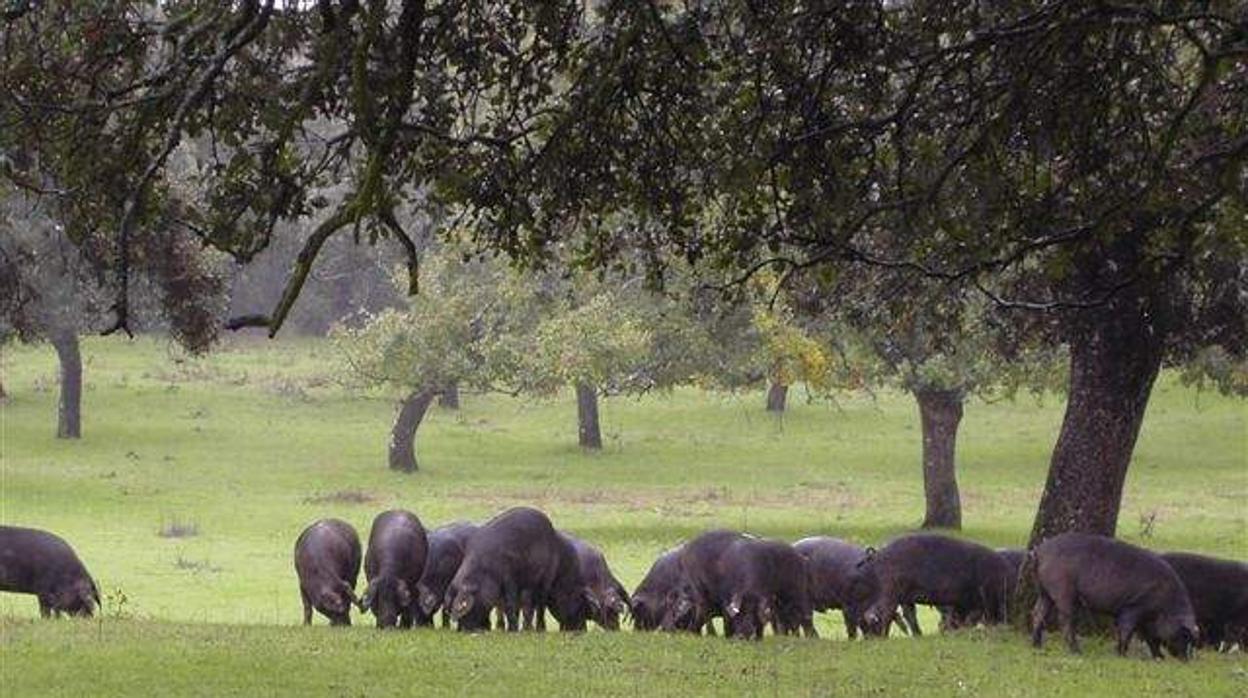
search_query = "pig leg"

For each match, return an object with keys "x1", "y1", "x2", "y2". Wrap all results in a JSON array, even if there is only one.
[
  {"x1": 1114, "y1": 609, "x2": 1140, "y2": 656},
  {"x1": 38, "y1": 599, "x2": 52, "y2": 619},
  {"x1": 1143, "y1": 633, "x2": 1164, "y2": 660},
  {"x1": 534, "y1": 600, "x2": 547, "y2": 631},
  {"x1": 300, "y1": 590, "x2": 313, "y2": 625},
  {"x1": 842, "y1": 610, "x2": 858, "y2": 639},
  {"x1": 801, "y1": 614, "x2": 819, "y2": 639},
  {"x1": 1031, "y1": 594, "x2": 1052, "y2": 648},
  {"x1": 1057, "y1": 602, "x2": 1079, "y2": 654},
  {"x1": 902, "y1": 604, "x2": 921, "y2": 637}
]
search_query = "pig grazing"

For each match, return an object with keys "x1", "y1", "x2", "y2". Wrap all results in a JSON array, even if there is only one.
[
  {"x1": 858, "y1": 533, "x2": 1010, "y2": 637},
  {"x1": 561, "y1": 532, "x2": 630, "y2": 631},
  {"x1": 1161, "y1": 551, "x2": 1248, "y2": 651},
  {"x1": 1032, "y1": 533, "x2": 1197, "y2": 659},
  {"x1": 445, "y1": 507, "x2": 591, "y2": 632},
  {"x1": 361, "y1": 510, "x2": 428, "y2": 629},
  {"x1": 795, "y1": 536, "x2": 914, "y2": 638},
  {"x1": 662, "y1": 530, "x2": 749, "y2": 634},
  {"x1": 414, "y1": 522, "x2": 479, "y2": 627},
  {"x1": 940, "y1": 547, "x2": 1027, "y2": 630},
  {"x1": 716, "y1": 537, "x2": 817, "y2": 639},
  {"x1": 294, "y1": 519, "x2": 361, "y2": 626},
  {"x1": 631, "y1": 548, "x2": 684, "y2": 631},
  {"x1": 0, "y1": 526, "x2": 99, "y2": 618}
]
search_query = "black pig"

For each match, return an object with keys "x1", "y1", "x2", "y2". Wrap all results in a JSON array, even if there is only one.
[
  {"x1": 294, "y1": 519, "x2": 361, "y2": 626},
  {"x1": 361, "y1": 510, "x2": 428, "y2": 628},
  {"x1": 0, "y1": 526, "x2": 99, "y2": 618},
  {"x1": 1161, "y1": 551, "x2": 1247, "y2": 651},
  {"x1": 1032, "y1": 533, "x2": 1198, "y2": 659}
]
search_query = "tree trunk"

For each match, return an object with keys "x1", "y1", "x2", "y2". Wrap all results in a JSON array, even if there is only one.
[
  {"x1": 1027, "y1": 303, "x2": 1163, "y2": 545},
  {"x1": 52, "y1": 331, "x2": 81, "y2": 439},
  {"x1": 914, "y1": 388, "x2": 963, "y2": 530},
  {"x1": 576, "y1": 382, "x2": 602, "y2": 450},
  {"x1": 765, "y1": 382, "x2": 788, "y2": 412},
  {"x1": 438, "y1": 383, "x2": 460, "y2": 410},
  {"x1": 388, "y1": 389, "x2": 436, "y2": 473},
  {"x1": 1013, "y1": 298, "x2": 1163, "y2": 627}
]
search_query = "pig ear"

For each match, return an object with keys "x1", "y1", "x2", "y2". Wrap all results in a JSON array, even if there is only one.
[
  {"x1": 358, "y1": 584, "x2": 375, "y2": 613},
  {"x1": 397, "y1": 580, "x2": 412, "y2": 608}
]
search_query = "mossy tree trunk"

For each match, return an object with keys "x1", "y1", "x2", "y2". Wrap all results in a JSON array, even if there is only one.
[
  {"x1": 576, "y1": 382, "x2": 602, "y2": 450},
  {"x1": 52, "y1": 330, "x2": 81, "y2": 439},
  {"x1": 1014, "y1": 297, "x2": 1163, "y2": 627},
  {"x1": 389, "y1": 388, "x2": 436, "y2": 472},
  {"x1": 766, "y1": 382, "x2": 788, "y2": 412},
  {"x1": 915, "y1": 388, "x2": 964, "y2": 530}
]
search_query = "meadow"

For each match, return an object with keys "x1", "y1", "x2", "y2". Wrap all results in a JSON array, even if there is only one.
[{"x1": 1, "y1": 336, "x2": 1245, "y2": 696}]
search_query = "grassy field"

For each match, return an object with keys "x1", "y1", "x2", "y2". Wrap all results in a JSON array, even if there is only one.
[{"x1": 1, "y1": 336, "x2": 1245, "y2": 696}]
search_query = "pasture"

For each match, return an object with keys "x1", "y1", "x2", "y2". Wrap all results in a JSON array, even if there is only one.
[{"x1": 1, "y1": 337, "x2": 1245, "y2": 696}]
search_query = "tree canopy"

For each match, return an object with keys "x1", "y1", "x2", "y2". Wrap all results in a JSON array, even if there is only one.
[{"x1": 3, "y1": 1, "x2": 1245, "y2": 540}]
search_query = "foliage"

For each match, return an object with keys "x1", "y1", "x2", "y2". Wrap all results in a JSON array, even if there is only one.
[{"x1": 331, "y1": 250, "x2": 540, "y2": 395}]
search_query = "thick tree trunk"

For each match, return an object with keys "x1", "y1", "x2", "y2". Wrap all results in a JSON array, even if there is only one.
[
  {"x1": 1027, "y1": 304, "x2": 1163, "y2": 544},
  {"x1": 915, "y1": 388, "x2": 964, "y2": 530},
  {"x1": 576, "y1": 382, "x2": 602, "y2": 450},
  {"x1": 438, "y1": 383, "x2": 460, "y2": 410},
  {"x1": 388, "y1": 389, "x2": 436, "y2": 473},
  {"x1": 765, "y1": 382, "x2": 788, "y2": 412},
  {"x1": 1014, "y1": 298, "x2": 1163, "y2": 627},
  {"x1": 52, "y1": 331, "x2": 81, "y2": 439}
]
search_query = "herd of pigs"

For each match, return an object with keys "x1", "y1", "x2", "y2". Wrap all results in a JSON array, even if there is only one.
[{"x1": 2, "y1": 507, "x2": 1246, "y2": 662}]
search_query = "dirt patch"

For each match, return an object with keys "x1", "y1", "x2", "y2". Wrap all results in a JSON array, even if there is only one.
[
  {"x1": 445, "y1": 484, "x2": 860, "y2": 516},
  {"x1": 303, "y1": 490, "x2": 377, "y2": 506}
]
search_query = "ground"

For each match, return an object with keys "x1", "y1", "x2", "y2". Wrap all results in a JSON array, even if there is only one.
[{"x1": 1, "y1": 336, "x2": 1245, "y2": 696}]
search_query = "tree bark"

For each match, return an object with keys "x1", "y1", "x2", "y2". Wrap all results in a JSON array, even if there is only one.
[
  {"x1": 1013, "y1": 298, "x2": 1164, "y2": 629},
  {"x1": 388, "y1": 389, "x2": 436, "y2": 473},
  {"x1": 914, "y1": 388, "x2": 964, "y2": 530},
  {"x1": 765, "y1": 382, "x2": 788, "y2": 412},
  {"x1": 52, "y1": 330, "x2": 81, "y2": 439},
  {"x1": 576, "y1": 382, "x2": 602, "y2": 450},
  {"x1": 438, "y1": 383, "x2": 460, "y2": 410},
  {"x1": 1027, "y1": 301, "x2": 1163, "y2": 545}
]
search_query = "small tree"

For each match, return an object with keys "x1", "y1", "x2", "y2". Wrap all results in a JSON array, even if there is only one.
[
  {"x1": 333, "y1": 252, "x2": 541, "y2": 472},
  {"x1": 521, "y1": 289, "x2": 651, "y2": 449}
]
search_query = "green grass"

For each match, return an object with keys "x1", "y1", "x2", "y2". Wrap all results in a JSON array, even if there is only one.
[{"x1": 1, "y1": 336, "x2": 1245, "y2": 696}]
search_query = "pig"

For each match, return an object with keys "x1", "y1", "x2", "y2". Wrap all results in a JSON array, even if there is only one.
[
  {"x1": 445, "y1": 507, "x2": 592, "y2": 632},
  {"x1": 414, "y1": 521, "x2": 479, "y2": 627},
  {"x1": 940, "y1": 547, "x2": 1026, "y2": 630},
  {"x1": 795, "y1": 536, "x2": 915, "y2": 638},
  {"x1": 1161, "y1": 551, "x2": 1248, "y2": 651},
  {"x1": 0, "y1": 526, "x2": 99, "y2": 618},
  {"x1": 630, "y1": 547, "x2": 683, "y2": 631},
  {"x1": 560, "y1": 532, "x2": 630, "y2": 631},
  {"x1": 661, "y1": 530, "x2": 749, "y2": 634},
  {"x1": 360, "y1": 509, "x2": 428, "y2": 629},
  {"x1": 1032, "y1": 533, "x2": 1198, "y2": 659},
  {"x1": 294, "y1": 519, "x2": 361, "y2": 626},
  {"x1": 716, "y1": 537, "x2": 817, "y2": 640},
  {"x1": 857, "y1": 533, "x2": 1010, "y2": 637}
]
